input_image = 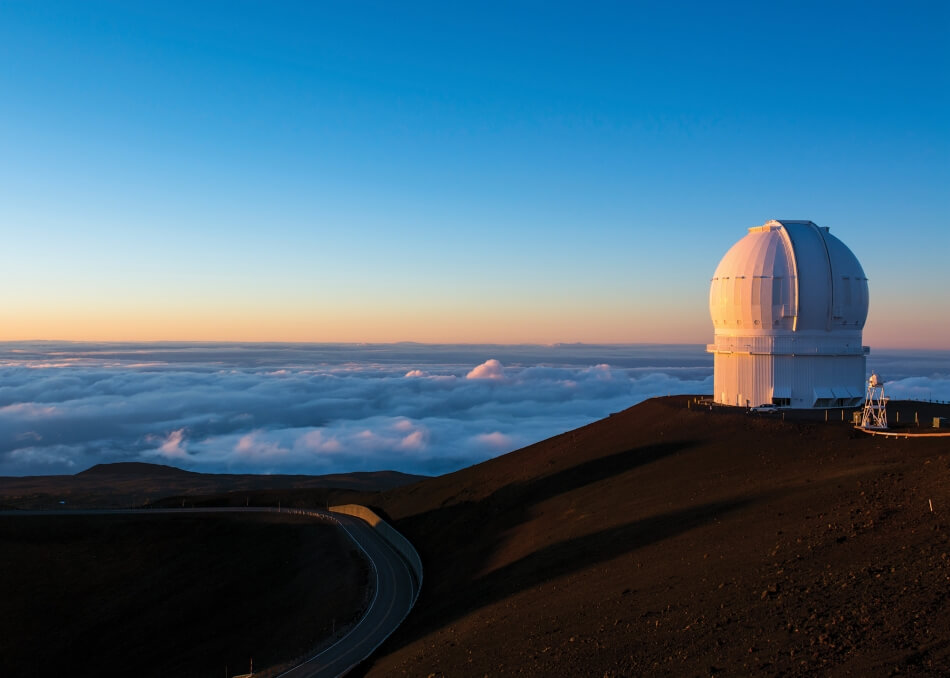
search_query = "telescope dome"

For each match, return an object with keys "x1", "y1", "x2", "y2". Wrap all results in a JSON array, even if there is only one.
[
  {"x1": 707, "y1": 220, "x2": 870, "y2": 409},
  {"x1": 709, "y1": 220, "x2": 868, "y2": 335}
]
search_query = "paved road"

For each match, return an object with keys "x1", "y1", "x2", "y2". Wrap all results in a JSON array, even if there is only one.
[
  {"x1": 274, "y1": 509, "x2": 417, "y2": 678},
  {"x1": 1, "y1": 506, "x2": 418, "y2": 678}
]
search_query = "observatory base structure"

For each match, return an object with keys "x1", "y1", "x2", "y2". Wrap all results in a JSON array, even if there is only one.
[
  {"x1": 710, "y1": 338, "x2": 866, "y2": 409},
  {"x1": 708, "y1": 220, "x2": 869, "y2": 409}
]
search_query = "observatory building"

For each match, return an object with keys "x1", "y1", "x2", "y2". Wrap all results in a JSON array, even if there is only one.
[{"x1": 708, "y1": 219, "x2": 869, "y2": 408}]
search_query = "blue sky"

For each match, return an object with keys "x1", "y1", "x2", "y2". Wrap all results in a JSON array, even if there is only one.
[{"x1": 1, "y1": 1, "x2": 947, "y2": 346}]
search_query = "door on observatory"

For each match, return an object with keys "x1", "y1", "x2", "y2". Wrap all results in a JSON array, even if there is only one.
[
  {"x1": 771, "y1": 277, "x2": 787, "y2": 326},
  {"x1": 771, "y1": 386, "x2": 791, "y2": 407}
]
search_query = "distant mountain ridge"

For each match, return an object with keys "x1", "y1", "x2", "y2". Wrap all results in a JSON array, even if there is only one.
[
  {"x1": 77, "y1": 462, "x2": 200, "y2": 478},
  {"x1": 0, "y1": 462, "x2": 426, "y2": 510}
]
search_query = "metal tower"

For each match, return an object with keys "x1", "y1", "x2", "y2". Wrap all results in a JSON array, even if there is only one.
[{"x1": 860, "y1": 373, "x2": 888, "y2": 429}]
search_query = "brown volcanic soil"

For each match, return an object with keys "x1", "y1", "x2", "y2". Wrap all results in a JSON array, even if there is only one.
[
  {"x1": 0, "y1": 512, "x2": 369, "y2": 678},
  {"x1": 354, "y1": 397, "x2": 950, "y2": 677}
]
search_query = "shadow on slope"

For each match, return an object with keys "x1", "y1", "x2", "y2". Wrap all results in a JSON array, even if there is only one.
[
  {"x1": 365, "y1": 437, "x2": 705, "y2": 646},
  {"x1": 356, "y1": 396, "x2": 950, "y2": 678},
  {"x1": 426, "y1": 495, "x2": 756, "y2": 633}
]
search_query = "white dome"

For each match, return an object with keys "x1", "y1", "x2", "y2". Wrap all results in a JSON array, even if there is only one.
[{"x1": 710, "y1": 220, "x2": 868, "y2": 335}]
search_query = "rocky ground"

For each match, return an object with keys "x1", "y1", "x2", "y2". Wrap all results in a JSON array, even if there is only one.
[{"x1": 355, "y1": 397, "x2": 950, "y2": 677}]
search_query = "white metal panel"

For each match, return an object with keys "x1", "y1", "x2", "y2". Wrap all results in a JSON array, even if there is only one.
[
  {"x1": 713, "y1": 351, "x2": 866, "y2": 409},
  {"x1": 782, "y1": 221, "x2": 832, "y2": 332},
  {"x1": 710, "y1": 223, "x2": 796, "y2": 333},
  {"x1": 824, "y1": 232, "x2": 869, "y2": 328}
]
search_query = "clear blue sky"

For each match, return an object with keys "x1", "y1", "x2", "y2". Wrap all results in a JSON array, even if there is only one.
[{"x1": 1, "y1": 1, "x2": 947, "y2": 347}]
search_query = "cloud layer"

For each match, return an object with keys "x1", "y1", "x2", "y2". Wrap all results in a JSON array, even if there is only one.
[
  {"x1": 0, "y1": 343, "x2": 717, "y2": 476},
  {"x1": 1, "y1": 343, "x2": 946, "y2": 477}
]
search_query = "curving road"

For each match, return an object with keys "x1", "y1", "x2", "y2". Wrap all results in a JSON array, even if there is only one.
[
  {"x1": 2, "y1": 506, "x2": 418, "y2": 678},
  {"x1": 274, "y1": 508, "x2": 417, "y2": 678}
]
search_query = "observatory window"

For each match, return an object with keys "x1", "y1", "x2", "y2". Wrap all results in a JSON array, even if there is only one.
[
  {"x1": 771, "y1": 397, "x2": 790, "y2": 407},
  {"x1": 842, "y1": 277, "x2": 852, "y2": 305}
]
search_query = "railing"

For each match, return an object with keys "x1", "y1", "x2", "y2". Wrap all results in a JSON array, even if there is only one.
[
  {"x1": 855, "y1": 427, "x2": 950, "y2": 438},
  {"x1": 330, "y1": 504, "x2": 423, "y2": 605}
]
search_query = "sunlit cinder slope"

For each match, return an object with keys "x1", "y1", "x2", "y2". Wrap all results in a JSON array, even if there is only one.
[{"x1": 361, "y1": 397, "x2": 950, "y2": 676}]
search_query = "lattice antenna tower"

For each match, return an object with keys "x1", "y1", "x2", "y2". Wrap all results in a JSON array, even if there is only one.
[{"x1": 860, "y1": 373, "x2": 888, "y2": 429}]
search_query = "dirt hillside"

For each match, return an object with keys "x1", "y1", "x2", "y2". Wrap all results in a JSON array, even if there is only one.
[{"x1": 359, "y1": 396, "x2": 950, "y2": 676}]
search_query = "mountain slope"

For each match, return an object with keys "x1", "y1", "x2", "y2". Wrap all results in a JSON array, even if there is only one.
[{"x1": 361, "y1": 396, "x2": 950, "y2": 676}]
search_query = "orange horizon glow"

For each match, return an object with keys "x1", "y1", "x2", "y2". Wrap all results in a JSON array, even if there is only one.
[
  {"x1": 2, "y1": 303, "x2": 944, "y2": 350},
  {"x1": 2, "y1": 309, "x2": 708, "y2": 345}
]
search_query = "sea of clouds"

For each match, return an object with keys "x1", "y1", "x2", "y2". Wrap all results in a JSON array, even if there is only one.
[{"x1": 0, "y1": 343, "x2": 947, "y2": 477}]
